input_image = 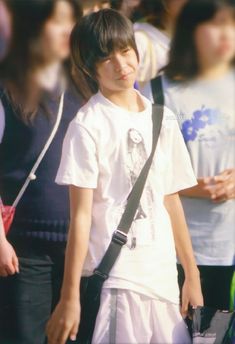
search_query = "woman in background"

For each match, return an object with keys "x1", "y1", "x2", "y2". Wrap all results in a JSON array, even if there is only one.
[
  {"x1": 81, "y1": 0, "x2": 110, "y2": 16},
  {"x1": 110, "y1": 0, "x2": 141, "y2": 20},
  {"x1": 150, "y1": 0, "x2": 235, "y2": 310},
  {"x1": 0, "y1": 1, "x2": 83, "y2": 343},
  {"x1": 0, "y1": 0, "x2": 11, "y2": 60},
  {"x1": 134, "y1": 0, "x2": 187, "y2": 86}
]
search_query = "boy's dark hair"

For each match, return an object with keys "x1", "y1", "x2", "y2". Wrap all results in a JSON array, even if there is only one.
[
  {"x1": 70, "y1": 8, "x2": 139, "y2": 100},
  {"x1": 164, "y1": 0, "x2": 235, "y2": 81}
]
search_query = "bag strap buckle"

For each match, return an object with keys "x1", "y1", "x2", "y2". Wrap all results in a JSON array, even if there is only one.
[
  {"x1": 112, "y1": 229, "x2": 128, "y2": 246},
  {"x1": 93, "y1": 269, "x2": 108, "y2": 281}
]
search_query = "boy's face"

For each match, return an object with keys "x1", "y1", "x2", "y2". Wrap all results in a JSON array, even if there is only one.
[{"x1": 96, "y1": 47, "x2": 138, "y2": 93}]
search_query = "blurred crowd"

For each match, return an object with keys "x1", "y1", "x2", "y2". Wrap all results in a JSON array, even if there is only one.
[{"x1": 0, "y1": 0, "x2": 234, "y2": 343}]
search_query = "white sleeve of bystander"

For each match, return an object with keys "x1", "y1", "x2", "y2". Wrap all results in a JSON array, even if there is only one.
[{"x1": 0, "y1": 100, "x2": 5, "y2": 144}]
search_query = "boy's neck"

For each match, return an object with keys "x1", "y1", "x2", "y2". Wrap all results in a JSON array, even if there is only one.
[{"x1": 100, "y1": 88, "x2": 145, "y2": 112}]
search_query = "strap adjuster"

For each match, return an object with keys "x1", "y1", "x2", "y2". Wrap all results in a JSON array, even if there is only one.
[
  {"x1": 112, "y1": 229, "x2": 128, "y2": 246},
  {"x1": 93, "y1": 269, "x2": 108, "y2": 281}
]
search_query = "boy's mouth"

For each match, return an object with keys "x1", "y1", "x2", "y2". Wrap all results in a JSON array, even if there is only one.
[{"x1": 117, "y1": 72, "x2": 132, "y2": 80}]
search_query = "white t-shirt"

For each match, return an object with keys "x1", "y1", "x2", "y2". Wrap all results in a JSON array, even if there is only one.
[
  {"x1": 56, "y1": 91, "x2": 197, "y2": 304},
  {"x1": 134, "y1": 22, "x2": 170, "y2": 84},
  {"x1": 149, "y1": 72, "x2": 235, "y2": 266}
]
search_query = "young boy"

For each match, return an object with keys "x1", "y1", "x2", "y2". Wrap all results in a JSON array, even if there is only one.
[{"x1": 46, "y1": 9, "x2": 203, "y2": 344}]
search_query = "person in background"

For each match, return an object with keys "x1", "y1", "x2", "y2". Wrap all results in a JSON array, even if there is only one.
[
  {"x1": 134, "y1": 0, "x2": 187, "y2": 87},
  {"x1": 0, "y1": 1, "x2": 83, "y2": 343},
  {"x1": 81, "y1": 0, "x2": 110, "y2": 16},
  {"x1": 110, "y1": 0, "x2": 141, "y2": 20},
  {"x1": 0, "y1": 0, "x2": 11, "y2": 60},
  {"x1": 150, "y1": 0, "x2": 235, "y2": 311}
]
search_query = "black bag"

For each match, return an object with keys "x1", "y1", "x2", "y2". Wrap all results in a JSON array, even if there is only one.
[
  {"x1": 189, "y1": 306, "x2": 235, "y2": 344},
  {"x1": 76, "y1": 103, "x2": 164, "y2": 344}
]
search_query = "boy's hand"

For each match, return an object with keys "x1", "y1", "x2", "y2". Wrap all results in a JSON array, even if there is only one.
[
  {"x1": 0, "y1": 238, "x2": 19, "y2": 276},
  {"x1": 204, "y1": 168, "x2": 235, "y2": 203},
  {"x1": 46, "y1": 299, "x2": 80, "y2": 344},
  {"x1": 181, "y1": 274, "x2": 203, "y2": 318}
]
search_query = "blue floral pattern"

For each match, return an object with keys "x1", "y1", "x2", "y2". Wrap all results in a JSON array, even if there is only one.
[{"x1": 182, "y1": 106, "x2": 220, "y2": 143}]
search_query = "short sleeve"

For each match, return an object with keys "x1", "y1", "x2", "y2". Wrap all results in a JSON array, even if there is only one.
[
  {"x1": 55, "y1": 121, "x2": 99, "y2": 188},
  {"x1": 162, "y1": 108, "x2": 197, "y2": 195},
  {"x1": 134, "y1": 31, "x2": 148, "y2": 67}
]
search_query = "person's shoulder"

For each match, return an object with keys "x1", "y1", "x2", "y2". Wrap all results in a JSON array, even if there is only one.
[
  {"x1": 161, "y1": 75, "x2": 179, "y2": 90},
  {"x1": 134, "y1": 21, "x2": 154, "y2": 33},
  {"x1": 134, "y1": 22, "x2": 153, "y2": 41},
  {"x1": 73, "y1": 93, "x2": 99, "y2": 121},
  {"x1": 134, "y1": 22, "x2": 168, "y2": 43},
  {"x1": 134, "y1": 26, "x2": 150, "y2": 51},
  {"x1": 161, "y1": 75, "x2": 185, "y2": 102},
  {"x1": 68, "y1": 93, "x2": 106, "y2": 137},
  {"x1": 140, "y1": 91, "x2": 176, "y2": 129}
]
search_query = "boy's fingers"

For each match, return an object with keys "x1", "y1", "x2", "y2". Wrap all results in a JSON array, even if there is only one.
[
  {"x1": 70, "y1": 323, "x2": 79, "y2": 341},
  {"x1": 45, "y1": 319, "x2": 52, "y2": 337},
  {"x1": 57, "y1": 326, "x2": 72, "y2": 344},
  {"x1": 47, "y1": 318, "x2": 73, "y2": 344},
  {"x1": 181, "y1": 297, "x2": 189, "y2": 318},
  {"x1": 46, "y1": 319, "x2": 57, "y2": 344}
]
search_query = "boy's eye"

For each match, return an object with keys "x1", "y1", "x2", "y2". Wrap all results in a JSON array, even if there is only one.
[
  {"x1": 122, "y1": 48, "x2": 131, "y2": 54},
  {"x1": 101, "y1": 56, "x2": 111, "y2": 63}
]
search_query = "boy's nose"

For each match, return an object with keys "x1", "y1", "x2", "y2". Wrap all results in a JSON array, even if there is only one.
[{"x1": 114, "y1": 56, "x2": 127, "y2": 72}]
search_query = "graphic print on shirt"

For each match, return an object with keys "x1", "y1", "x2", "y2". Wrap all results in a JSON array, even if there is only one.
[
  {"x1": 181, "y1": 106, "x2": 234, "y2": 148},
  {"x1": 126, "y1": 128, "x2": 155, "y2": 248}
]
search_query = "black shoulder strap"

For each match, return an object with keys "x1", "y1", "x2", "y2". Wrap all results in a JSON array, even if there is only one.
[
  {"x1": 0, "y1": 85, "x2": 4, "y2": 100},
  {"x1": 94, "y1": 103, "x2": 164, "y2": 280},
  {"x1": 151, "y1": 75, "x2": 164, "y2": 106}
]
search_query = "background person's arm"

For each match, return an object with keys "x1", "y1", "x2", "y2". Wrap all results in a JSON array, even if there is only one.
[
  {"x1": 179, "y1": 178, "x2": 213, "y2": 198},
  {"x1": 0, "y1": 100, "x2": 19, "y2": 276},
  {"x1": 0, "y1": 210, "x2": 19, "y2": 276},
  {"x1": 180, "y1": 169, "x2": 235, "y2": 202}
]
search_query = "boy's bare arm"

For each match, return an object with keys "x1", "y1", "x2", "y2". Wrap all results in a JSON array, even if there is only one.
[
  {"x1": 61, "y1": 185, "x2": 93, "y2": 301},
  {"x1": 164, "y1": 192, "x2": 198, "y2": 276},
  {"x1": 164, "y1": 193, "x2": 203, "y2": 315},
  {"x1": 46, "y1": 185, "x2": 93, "y2": 344}
]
